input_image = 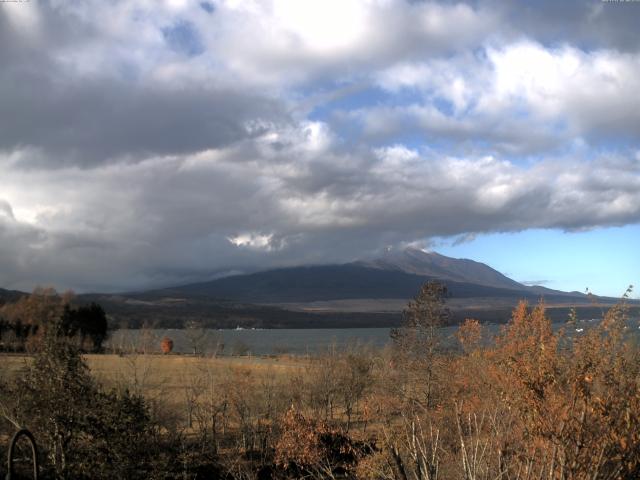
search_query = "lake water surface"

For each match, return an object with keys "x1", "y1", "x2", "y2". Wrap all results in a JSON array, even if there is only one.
[
  {"x1": 107, "y1": 319, "x2": 639, "y2": 356},
  {"x1": 108, "y1": 327, "x2": 399, "y2": 356}
]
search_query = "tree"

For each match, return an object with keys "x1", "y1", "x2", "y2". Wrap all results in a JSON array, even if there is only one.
[
  {"x1": 77, "y1": 302, "x2": 108, "y2": 352},
  {"x1": 184, "y1": 320, "x2": 209, "y2": 356},
  {"x1": 392, "y1": 280, "x2": 449, "y2": 356},
  {"x1": 0, "y1": 287, "x2": 68, "y2": 351},
  {"x1": 391, "y1": 281, "x2": 450, "y2": 410},
  {"x1": 338, "y1": 350, "x2": 374, "y2": 432},
  {"x1": 10, "y1": 315, "x2": 153, "y2": 478},
  {"x1": 60, "y1": 302, "x2": 109, "y2": 352},
  {"x1": 0, "y1": 290, "x2": 108, "y2": 353}
]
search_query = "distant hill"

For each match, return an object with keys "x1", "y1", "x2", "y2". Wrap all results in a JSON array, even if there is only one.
[{"x1": 0, "y1": 287, "x2": 25, "y2": 305}]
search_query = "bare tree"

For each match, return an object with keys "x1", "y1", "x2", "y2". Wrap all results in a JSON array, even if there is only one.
[
  {"x1": 185, "y1": 320, "x2": 209, "y2": 356},
  {"x1": 338, "y1": 348, "x2": 374, "y2": 432}
]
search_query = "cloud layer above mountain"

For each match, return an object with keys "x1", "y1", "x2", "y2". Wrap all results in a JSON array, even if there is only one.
[{"x1": 1, "y1": 0, "x2": 639, "y2": 291}]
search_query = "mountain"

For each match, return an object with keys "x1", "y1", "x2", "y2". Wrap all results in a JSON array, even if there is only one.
[
  {"x1": 354, "y1": 248, "x2": 525, "y2": 290},
  {"x1": 163, "y1": 249, "x2": 586, "y2": 304},
  {"x1": 0, "y1": 287, "x2": 25, "y2": 305},
  {"x1": 164, "y1": 264, "x2": 543, "y2": 303},
  {"x1": 5, "y1": 250, "x2": 622, "y2": 329},
  {"x1": 105, "y1": 249, "x2": 618, "y2": 327}
]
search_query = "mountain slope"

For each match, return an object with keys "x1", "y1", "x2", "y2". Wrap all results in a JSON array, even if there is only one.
[
  {"x1": 0, "y1": 287, "x2": 26, "y2": 305},
  {"x1": 354, "y1": 247, "x2": 525, "y2": 290},
  {"x1": 165, "y1": 263, "x2": 585, "y2": 305}
]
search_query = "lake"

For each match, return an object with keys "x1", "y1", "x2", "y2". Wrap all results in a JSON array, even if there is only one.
[
  {"x1": 108, "y1": 327, "x2": 400, "y2": 356},
  {"x1": 106, "y1": 319, "x2": 639, "y2": 356}
]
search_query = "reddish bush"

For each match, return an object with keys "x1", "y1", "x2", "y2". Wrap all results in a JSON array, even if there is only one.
[{"x1": 160, "y1": 336, "x2": 174, "y2": 354}]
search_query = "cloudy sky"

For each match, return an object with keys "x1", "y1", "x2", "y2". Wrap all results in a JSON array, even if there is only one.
[{"x1": 1, "y1": 0, "x2": 639, "y2": 296}]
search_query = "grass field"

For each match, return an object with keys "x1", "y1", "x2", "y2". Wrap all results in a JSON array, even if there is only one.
[
  {"x1": 1, "y1": 352, "x2": 305, "y2": 387},
  {"x1": 1, "y1": 351, "x2": 315, "y2": 451}
]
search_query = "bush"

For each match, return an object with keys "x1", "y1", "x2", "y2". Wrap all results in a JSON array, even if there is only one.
[{"x1": 6, "y1": 319, "x2": 155, "y2": 479}]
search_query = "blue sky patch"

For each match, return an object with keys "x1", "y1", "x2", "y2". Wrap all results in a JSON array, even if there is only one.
[
  {"x1": 162, "y1": 20, "x2": 205, "y2": 57},
  {"x1": 200, "y1": 2, "x2": 215, "y2": 14}
]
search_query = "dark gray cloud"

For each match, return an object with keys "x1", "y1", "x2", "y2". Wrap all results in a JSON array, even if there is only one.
[
  {"x1": 0, "y1": 2, "x2": 287, "y2": 166},
  {"x1": 0, "y1": 74, "x2": 284, "y2": 166},
  {"x1": 484, "y1": 0, "x2": 640, "y2": 52}
]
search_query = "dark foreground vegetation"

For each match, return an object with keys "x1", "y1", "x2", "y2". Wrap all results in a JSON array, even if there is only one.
[{"x1": 1, "y1": 283, "x2": 639, "y2": 479}]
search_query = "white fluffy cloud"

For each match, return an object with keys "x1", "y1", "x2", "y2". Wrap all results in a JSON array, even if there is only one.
[{"x1": 370, "y1": 41, "x2": 640, "y2": 152}]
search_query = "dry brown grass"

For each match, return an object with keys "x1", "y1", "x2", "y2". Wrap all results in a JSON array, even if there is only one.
[{"x1": 1, "y1": 353, "x2": 305, "y2": 398}]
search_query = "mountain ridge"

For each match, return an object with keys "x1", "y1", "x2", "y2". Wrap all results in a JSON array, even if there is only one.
[
  {"x1": 353, "y1": 247, "x2": 527, "y2": 291},
  {"x1": 162, "y1": 249, "x2": 587, "y2": 304},
  {"x1": 0, "y1": 287, "x2": 26, "y2": 305}
]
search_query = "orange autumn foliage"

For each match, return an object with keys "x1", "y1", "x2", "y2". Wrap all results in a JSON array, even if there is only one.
[
  {"x1": 160, "y1": 336, "x2": 174, "y2": 354},
  {"x1": 448, "y1": 299, "x2": 640, "y2": 479}
]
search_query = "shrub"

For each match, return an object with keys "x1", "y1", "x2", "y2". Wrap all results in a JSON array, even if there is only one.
[{"x1": 160, "y1": 336, "x2": 174, "y2": 354}]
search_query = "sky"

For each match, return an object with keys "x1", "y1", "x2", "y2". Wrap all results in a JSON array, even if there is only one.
[{"x1": 0, "y1": 0, "x2": 639, "y2": 296}]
